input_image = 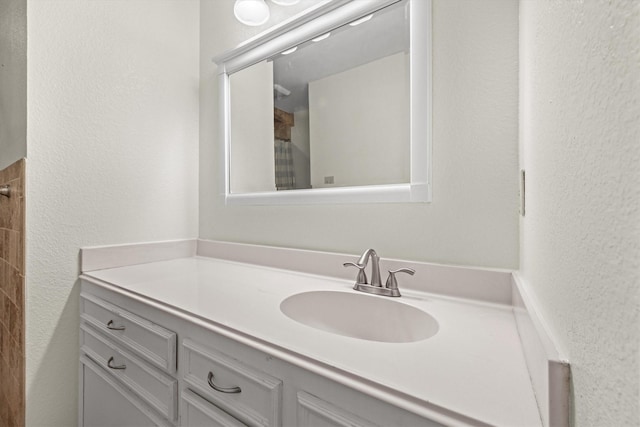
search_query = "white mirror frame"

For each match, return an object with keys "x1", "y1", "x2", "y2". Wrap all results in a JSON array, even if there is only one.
[{"x1": 213, "y1": 0, "x2": 432, "y2": 205}]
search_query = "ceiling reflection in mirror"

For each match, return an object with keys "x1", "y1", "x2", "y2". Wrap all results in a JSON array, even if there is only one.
[{"x1": 229, "y1": 0, "x2": 410, "y2": 194}]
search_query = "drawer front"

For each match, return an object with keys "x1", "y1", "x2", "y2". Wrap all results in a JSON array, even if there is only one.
[
  {"x1": 182, "y1": 389, "x2": 248, "y2": 427},
  {"x1": 80, "y1": 292, "x2": 177, "y2": 373},
  {"x1": 182, "y1": 339, "x2": 282, "y2": 427},
  {"x1": 296, "y1": 391, "x2": 379, "y2": 427},
  {"x1": 81, "y1": 355, "x2": 172, "y2": 427},
  {"x1": 81, "y1": 323, "x2": 178, "y2": 422}
]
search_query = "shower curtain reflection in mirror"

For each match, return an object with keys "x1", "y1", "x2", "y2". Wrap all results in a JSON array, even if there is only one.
[{"x1": 275, "y1": 139, "x2": 296, "y2": 190}]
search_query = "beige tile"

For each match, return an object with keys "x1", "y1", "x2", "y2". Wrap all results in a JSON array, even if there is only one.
[
  {"x1": 0, "y1": 229, "x2": 6, "y2": 263},
  {"x1": 0, "y1": 322, "x2": 4, "y2": 365},
  {"x1": 13, "y1": 275, "x2": 23, "y2": 317},
  {"x1": 6, "y1": 231, "x2": 18, "y2": 272},
  {"x1": 0, "y1": 357, "x2": 5, "y2": 393},
  {"x1": 0, "y1": 291, "x2": 5, "y2": 330},
  {"x1": 0, "y1": 160, "x2": 24, "y2": 184},
  {"x1": 7, "y1": 377, "x2": 20, "y2": 427},
  {"x1": 0, "y1": 200, "x2": 8, "y2": 231},
  {"x1": 6, "y1": 267, "x2": 20, "y2": 305},
  {"x1": 2, "y1": 299, "x2": 12, "y2": 353},
  {"x1": 0, "y1": 159, "x2": 24, "y2": 427},
  {"x1": 0, "y1": 385, "x2": 7, "y2": 426},
  {"x1": 14, "y1": 352, "x2": 24, "y2": 397},
  {"x1": 7, "y1": 300, "x2": 17, "y2": 344},
  {"x1": 4, "y1": 179, "x2": 23, "y2": 232},
  {"x1": 0, "y1": 323, "x2": 8, "y2": 368},
  {"x1": 8, "y1": 337, "x2": 20, "y2": 383},
  {"x1": 0, "y1": 387, "x2": 7, "y2": 427},
  {"x1": 14, "y1": 378, "x2": 24, "y2": 427},
  {"x1": 3, "y1": 265, "x2": 13, "y2": 304},
  {"x1": 16, "y1": 232, "x2": 23, "y2": 276},
  {"x1": 0, "y1": 260, "x2": 6, "y2": 296}
]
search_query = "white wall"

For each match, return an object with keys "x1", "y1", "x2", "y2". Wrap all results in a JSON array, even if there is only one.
[
  {"x1": 200, "y1": 0, "x2": 520, "y2": 269},
  {"x1": 26, "y1": 1, "x2": 200, "y2": 425},
  {"x1": 0, "y1": 0, "x2": 27, "y2": 170},
  {"x1": 519, "y1": 1, "x2": 639, "y2": 425},
  {"x1": 230, "y1": 61, "x2": 275, "y2": 193},
  {"x1": 308, "y1": 52, "x2": 408, "y2": 189}
]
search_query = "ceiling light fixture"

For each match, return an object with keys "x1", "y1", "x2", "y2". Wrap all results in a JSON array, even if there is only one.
[
  {"x1": 312, "y1": 32, "x2": 331, "y2": 42},
  {"x1": 281, "y1": 46, "x2": 298, "y2": 55},
  {"x1": 270, "y1": 0, "x2": 300, "y2": 5},
  {"x1": 234, "y1": 0, "x2": 270, "y2": 27},
  {"x1": 349, "y1": 14, "x2": 373, "y2": 26}
]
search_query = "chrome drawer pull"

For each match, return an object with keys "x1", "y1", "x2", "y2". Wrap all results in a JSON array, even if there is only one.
[
  {"x1": 106, "y1": 320, "x2": 125, "y2": 331},
  {"x1": 107, "y1": 356, "x2": 126, "y2": 370},
  {"x1": 207, "y1": 371, "x2": 241, "y2": 394}
]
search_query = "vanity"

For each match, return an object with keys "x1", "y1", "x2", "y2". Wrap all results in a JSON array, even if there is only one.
[{"x1": 76, "y1": 239, "x2": 567, "y2": 427}]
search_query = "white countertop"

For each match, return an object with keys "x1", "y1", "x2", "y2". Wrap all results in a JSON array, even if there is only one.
[{"x1": 82, "y1": 256, "x2": 541, "y2": 427}]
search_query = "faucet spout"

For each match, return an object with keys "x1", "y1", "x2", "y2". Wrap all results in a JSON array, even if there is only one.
[{"x1": 357, "y1": 249, "x2": 382, "y2": 287}]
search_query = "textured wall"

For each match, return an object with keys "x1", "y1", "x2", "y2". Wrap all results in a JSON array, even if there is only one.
[
  {"x1": 519, "y1": 1, "x2": 640, "y2": 425},
  {"x1": 200, "y1": 0, "x2": 520, "y2": 269},
  {"x1": 0, "y1": 0, "x2": 27, "y2": 170},
  {"x1": 0, "y1": 159, "x2": 25, "y2": 427},
  {"x1": 26, "y1": 1, "x2": 200, "y2": 425}
]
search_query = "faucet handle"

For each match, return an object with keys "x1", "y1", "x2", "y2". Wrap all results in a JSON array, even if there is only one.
[
  {"x1": 343, "y1": 262, "x2": 367, "y2": 285},
  {"x1": 385, "y1": 268, "x2": 415, "y2": 292}
]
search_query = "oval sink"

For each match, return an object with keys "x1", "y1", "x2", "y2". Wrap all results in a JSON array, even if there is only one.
[{"x1": 280, "y1": 291, "x2": 438, "y2": 343}]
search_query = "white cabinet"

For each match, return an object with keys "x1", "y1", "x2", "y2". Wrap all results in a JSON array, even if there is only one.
[{"x1": 79, "y1": 280, "x2": 443, "y2": 427}]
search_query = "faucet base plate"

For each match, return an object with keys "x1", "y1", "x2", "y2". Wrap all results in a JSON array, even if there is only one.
[{"x1": 353, "y1": 284, "x2": 401, "y2": 297}]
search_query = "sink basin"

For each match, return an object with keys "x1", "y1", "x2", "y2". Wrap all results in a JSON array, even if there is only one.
[{"x1": 280, "y1": 291, "x2": 438, "y2": 343}]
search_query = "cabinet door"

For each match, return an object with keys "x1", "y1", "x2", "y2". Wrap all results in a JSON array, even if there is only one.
[
  {"x1": 82, "y1": 356, "x2": 171, "y2": 427},
  {"x1": 182, "y1": 389, "x2": 248, "y2": 427}
]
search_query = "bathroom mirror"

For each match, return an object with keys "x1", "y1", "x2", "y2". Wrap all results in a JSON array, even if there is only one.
[{"x1": 214, "y1": 0, "x2": 431, "y2": 205}]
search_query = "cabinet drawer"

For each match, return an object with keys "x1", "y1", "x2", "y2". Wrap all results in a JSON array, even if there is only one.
[
  {"x1": 182, "y1": 389, "x2": 248, "y2": 427},
  {"x1": 296, "y1": 391, "x2": 379, "y2": 427},
  {"x1": 183, "y1": 339, "x2": 282, "y2": 427},
  {"x1": 81, "y1": 323, "x2": 178, "y2": 422},
  {"x1": 81, "y1": 355, "x2": 172, "y2": 427},
  {"x1": 80, "y1": 292, "x2": 177, "y2": 373}
]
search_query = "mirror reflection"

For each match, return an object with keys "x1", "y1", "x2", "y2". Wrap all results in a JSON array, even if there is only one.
[{"x1": 229, "y1": 0, "x2": 410, "y2": 194}]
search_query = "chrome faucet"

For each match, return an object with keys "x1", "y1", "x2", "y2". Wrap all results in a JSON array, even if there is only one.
[
  {"x1": 356, "y1": 248, "x2": 382, "y2": 287},
  {"x1": 343, "y1": 249, "x2": 415, "y2": 297}
]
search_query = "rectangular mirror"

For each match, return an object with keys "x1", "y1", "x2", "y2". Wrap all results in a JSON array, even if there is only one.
[{"x1": 214, "y1": 0, "x2": 431, "y2": 205}]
